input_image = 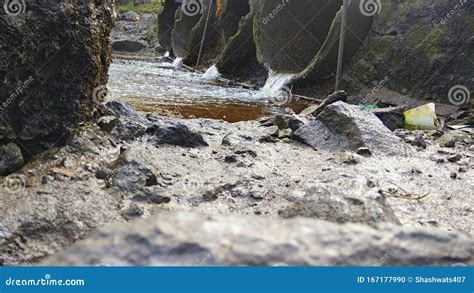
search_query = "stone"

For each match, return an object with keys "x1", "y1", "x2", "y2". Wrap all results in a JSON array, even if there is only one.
[
  {"x1": 293, "y1": 120, "x2": 345, "y2": 151},
  {"x1": 132, "y1": 186, "x2": 171, "y2": 205},
  {"x1": 279, "y1": 178, "x2": 400, "y2": 226},
  {"x1": 356, "y1": 147, "x2": 372, "y2": 157},
  {"x1": 316, "y1": 102, "x2": 405, "y2": 155},
  {"x1": 0, "y1": 181, "x2": 118, "y2": 266},
  {"x1": 0, "y1": 0, "x2": 115, "y2": 156},
  {"x1": 439, "y1": 131, "x2": 470, "y2": 148},
  {"x1": 0, "y1": 143, "x2": 24, "y2": 176},
  {"x1": 119, "y1": 11, "x2": 140, "y2": 22},
  {"x1": 106, "y1": 160, "x2": 158, "y2": 194},
  {"x1": 152, "y1": 124, "x2": 209, "y2": 148},
  {"x1": 112, "y1": 40, "x2": 146, "y2": 53},
  {"x1": 41, "y1": 211, "x2": 474, "y2": 266}
]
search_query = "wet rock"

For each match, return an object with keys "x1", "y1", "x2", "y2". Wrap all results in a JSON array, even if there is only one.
[
  {"x1": 0, "y1": 181, "x2": 118, "y2": 265},
  {"x1": 0, "y1": 143, "x2": 24, "y2": 176},
  {"x1": 279, "y1": 178, "x2": 400, "y2": 226},
  {"x1": 152, "y1": 124, "x2": 209, "y2": 148},
  {"x1": 119, "y1": 11, "x2": 140, "y2": 22},
  {"x1": 112, "y1": 40, "x2": 146, "y2": 53},
  {"x1": 439, "y1": 131, "x2": 470, "y2": 148},
  {"x1": 317, "y1": 102, "x2": 405, "y2": 155},
  {"x1": 41, "y1": 211, "x2": 474, "y2": 266},
  {"x1": 0, "y1": 1, "x2": 115, "y2": 155}
]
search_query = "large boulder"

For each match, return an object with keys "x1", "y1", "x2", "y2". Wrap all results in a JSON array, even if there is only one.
[
  {"x1": 41, "y1": 211, "x2": 474, "y2": 266},
  {"x1": 0, "y1": 0, "x2": 115, "y2": 160},
  {"x1": 0, "y1": 181, "x2": 118, "y2": 266},
  {"x1": 346, "y1": 0, "x2": 473, "y2": 104},
  {"x1": 294, "y1": 102, "x2": 405, "y2": 155}
]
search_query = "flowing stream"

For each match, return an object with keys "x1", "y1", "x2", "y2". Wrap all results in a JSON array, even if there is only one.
[{"x1": 107, "y1": 58, "x2": 311, "y2": 122}]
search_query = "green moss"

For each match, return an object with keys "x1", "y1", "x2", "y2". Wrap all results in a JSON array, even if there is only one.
[{"x1": 117, "y1": 0, "x2": 162, "y2": 14}]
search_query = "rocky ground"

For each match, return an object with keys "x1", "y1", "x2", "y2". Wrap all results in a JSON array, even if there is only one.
[
  {"x1": 111, "y1": 11, "x2": 163, "y2": 56},
  {"x1": 1, "y1": 95, "x2": 472, "y2": 266}
]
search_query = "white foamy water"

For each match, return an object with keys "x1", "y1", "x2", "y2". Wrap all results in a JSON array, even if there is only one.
[
  {"x1": 172, "y1": 57, "x2": 183, "y2": 69},
  {"x1": 260, "y1": 70, "x2": 295, "y2": 98},
  {"x1": 202, "y1": 65, "x2": 220, "y2": 80},
  {"x1": 163, "y1": 51, "x2": 170, "y2": 58},
  {"x1": 108, "y1": 59, "x2": 260, "y2": 102}
]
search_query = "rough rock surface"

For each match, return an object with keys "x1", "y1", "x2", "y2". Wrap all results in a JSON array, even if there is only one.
[
  {"x1": 294, "y1": 102, "x2": 405, "y2": 155},
  {"x1": 347, "y1": 0, "x2": 473, "y2": 104},
  {"x1": 0, "y1": 181, "x2": 118, "y2": 266},
  {"x1": 279, "y1": 177, "x2": 400, "y2": 226},
  {"x1": 1, "y1": 101, "x2": 473, "y2": 265},
  {"x1": 41, "y1": 211, "x2": 474, "y2": 266},
  {"x1": 0, "y1": 143, "x2": 24, "y2": 175},
  {"x1": 112, "y1": 13, "x2": 161, "y2": 55},
  {"x1": 0, "y1": 0, "x2": 115, "y2": 159}
]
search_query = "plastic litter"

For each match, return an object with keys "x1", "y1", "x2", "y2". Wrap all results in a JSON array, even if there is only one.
[{"x1": 404, "y1": 103, "x2": 439, "y2": 130}]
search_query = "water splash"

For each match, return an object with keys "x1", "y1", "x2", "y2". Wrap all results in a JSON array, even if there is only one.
[
  {"x1": 163, "y1": 51, "x2": 170, "y2": 58},
  {"x1": 260, "y1": 70, "x2": 295, "y2": 98},
  {"x1": 172, "y1": 57, "x2": 183, "y2": 69},
  {"x1": 202, "y1": 65, "x2": 220, "y2": 80}
]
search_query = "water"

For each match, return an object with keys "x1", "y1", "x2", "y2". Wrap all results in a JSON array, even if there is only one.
[
  {"x1": 107, "y1": 58, "x2": 313, "y2": 122},
  {"x1": 260, "y1": 70, "x2": 295, "y2": 98},
  {"x1": 172, "y1": 57, "x2": 183, "y2": 69},
  {"x1": 202, "y1": 65, "x2": 220, "y2": 80}
]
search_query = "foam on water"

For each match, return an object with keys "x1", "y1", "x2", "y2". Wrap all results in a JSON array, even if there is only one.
[
  {"x1": 259, "y1": 70, "x2": 295, "y2": 98},
  {"x1": 172, "y1": 57, "x2": 183, "y2": 69},
  {"x1": 202, "y1": 65, "x2": 220, "y2": 80}
]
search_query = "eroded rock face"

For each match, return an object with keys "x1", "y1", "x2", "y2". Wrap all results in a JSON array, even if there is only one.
[
  {"x1": 347, "y1": 0, "x2": 473, "y2": 104},
  {"x1": 0, "y1": 0, "x2": 115, "y2": 160},
  {"x1": 41, "y1": 211, "x2": 474, "y2": 266},
  {"x1": 0, "y1": 181, "x2": 119, "y2": 266}
]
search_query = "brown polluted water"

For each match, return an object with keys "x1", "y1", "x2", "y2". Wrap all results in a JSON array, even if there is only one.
[{"x1": 120, "y1": 96, "x2": 314, "y2": 123}]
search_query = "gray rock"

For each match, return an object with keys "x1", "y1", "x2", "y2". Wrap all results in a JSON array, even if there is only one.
[
  {"x1": 119, "y1": 11, "x2": 140, "y2": 22},
  {"x1": 293, "y1": 120, "x2": 347, "y2": 151},
  {"x1": 112, "y1": 40, "x2": 146, "y2": 53},
  {"x1": 294, "y1": 103, "x2": 406, "y2": 155},
  {"x1": 0, "y1": 143, "x2": 24, "y2": 176},
  {"x1": 279, "y1": 178, "x2": 400, "y2": 226},
  {"x1": 152, "y1": 123, "x2": 209, "y2": 148},
  {"x1": 0, "y1": 181, "x2": 118, "y2": 265},
  {"x1": 439, "y1": 131, "x2": 470, "y2": 148},
  {"x1": 106, "y1": 160, "x2": 158, "y2": 194},
  {"x1": 41, "y1": 212, "x2": 474, "y2": 266}
]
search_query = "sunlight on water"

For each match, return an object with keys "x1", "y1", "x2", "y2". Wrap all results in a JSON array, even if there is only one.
[
  {"x1": 202, "y1": 65, "x2": 220, "y2": 80},
  {"x1": 260, "y1": 70, "x2": 295, "y2": 98}
]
